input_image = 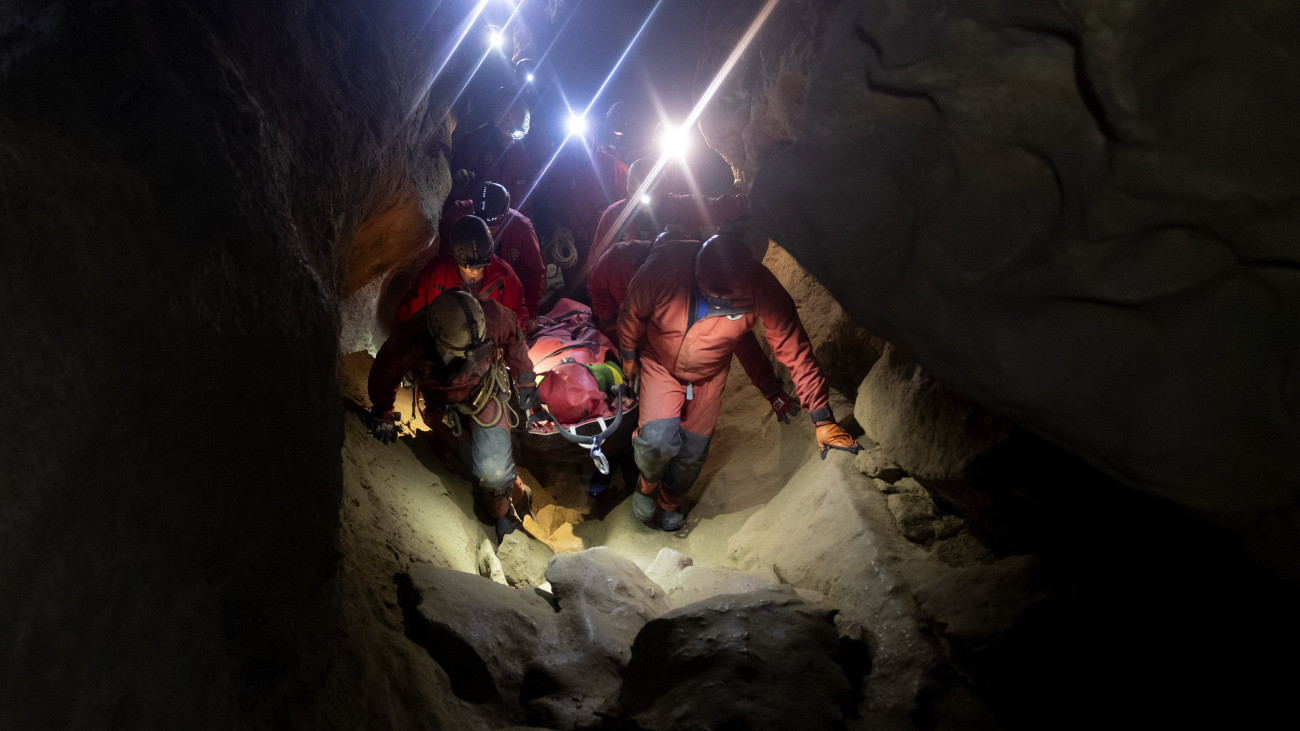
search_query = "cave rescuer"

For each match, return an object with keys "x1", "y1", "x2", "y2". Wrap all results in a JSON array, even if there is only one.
[
  {"x1": 590, "y1": 226, "x2": 800, "y2": 424},
  {"x1": 448, "y1": 87, "x2": 534, "y2": 205},
  {"x1": 441, "y1": 182, "x2": 546, "y2": 328},
  {"x1": 529, "y1": 118, "x2": 628, "y2": 291},
  {"x1": 366, "y1": 289, "x2": 539, "y2": 541},
  {"x1": 618, "y1": 233, "x2": 860, "y2": 531},
  {"x1": 587, "y1": 157, "x2": 749, "y2": 280},
  {"x1": 396, "y1": 215, "x2": 530, "y2": 329}
]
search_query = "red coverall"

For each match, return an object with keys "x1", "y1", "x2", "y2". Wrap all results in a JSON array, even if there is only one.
[
  {"x1": 442, "y1": 201, "x2": 546, "y2": 320},
  {"x1": 369, "y1": 297, "x2": 535, "y2": 513},
  {"x1": 589, "y1": 239, "x2": 784, "y2": 399},
  {"x1": 449, "y1": 124, "x2": 536, "y2": 207},
  {"x1": 617, "y1": 240, "x2": 831, "y2": 512},
  {"x1": 395, "y1": 254, "x2": 528, "y2": 327},
  {"x1": 587, "y1": 192, "x2": 750, "y2": 279}
]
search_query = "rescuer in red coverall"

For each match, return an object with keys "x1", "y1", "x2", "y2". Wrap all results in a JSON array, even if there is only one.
[
  {"x1": 617, "y1": 233, "x2": 861, "y2": 530},
  {"x1": 589, "y1": 226, "x2": 800, "y2": 424},
  {"x1": 588, "y1": 157, "x2": 749, "y2": 280},
  {"x1": 448, "y1": 88, "x2": 535, "y2": 206},
  {"x1": 441, "y1": 182, "x2": 546, "y2": 324},
  {"x1": 396, "y1": 215, "x2": 530, "y2": 329},
  {"x1": 366, "y1": 289, "x2": 538, "y2": 541}
]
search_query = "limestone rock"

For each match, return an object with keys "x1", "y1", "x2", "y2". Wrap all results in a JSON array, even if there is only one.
[
  {"x1": 752, "y1": 0, "x2": 1300, "y2": 560},
  {"x1": 545, "y1": 547, "x2": 671, "y2": 661},
  {"x1": 888, "y1": 493, "x2": 938, "y2": 545},
  {"x1": 498, "y1": 532, "x2": 554, "y2": 589},
  {"x1": 401, "y1": 563, "x2": 555, "y2": 706},
  {"x1": 522, "y1": 548, "x2": 673, "y2": 729},
  {"x1": 855, "y1": 344, "x2": 1012, "y2": 483},
  {"x1": 894, "y1": 477, "x2": 926, "y2": 496},
  {"x1": 644, "y1": 548, "x2": 779, "y2": 609},
  {"x1": 856, "y1": 446, "x2": 906, "y2": 484},
  {"x1": 611, "y1": 588, "x2": 856, "y2": 730},
  {"x1": 477, "y1": 538, "x2": 508, "y2": 586}
]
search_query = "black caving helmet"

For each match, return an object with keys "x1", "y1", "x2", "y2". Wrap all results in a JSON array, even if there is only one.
[
  {"x1": 515, "y1": 58, "x2": 539, "y2": 86},
  {"x1": 604, "y1": 101, "x2": 637, "y2": 155},
  {"x1": 450, "y1": 215, "x2": 495, "y2": 268},
  {"x1": 654, "y1": 224, "x2": 689, "y2": 247},
  {"x1": 695, "y1": 233, "x2": 755, "y2": 308},
  {"x1": 475, "y1": 182, "x2": 511, "y2": 224}
]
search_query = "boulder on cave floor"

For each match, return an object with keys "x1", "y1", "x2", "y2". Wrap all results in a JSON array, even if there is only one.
[
  {"x1": 400, "y1": 562, "x2": 555, "y2": 708},
  {"x1": 399, "y1": 549, "x2": 676, "y2": 729},
  {"x1": 644, "y1": 547, "x2": 782, "y2": 609},
  {"x1": 498, "y1": 530, "x2": 555, "y2": 589},
  {"x1": 524, "y1": 549, "x2": 675, "y2": 729},
  {"x1": 854, "y1": 343, "x2": 1012, "y2": 484},
  {"x1": 609, "y1": 587, "x2": 860, "y2": 731}
]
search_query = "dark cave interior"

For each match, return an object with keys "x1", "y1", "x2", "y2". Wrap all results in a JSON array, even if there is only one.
[{"x1": 2, "y1": 0, "x2": 1299, "y2": 729}]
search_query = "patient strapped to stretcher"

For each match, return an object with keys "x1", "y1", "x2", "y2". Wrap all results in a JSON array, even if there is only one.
[{"x1": 522, "y1": 299, "x2": 635, "y2": 473}]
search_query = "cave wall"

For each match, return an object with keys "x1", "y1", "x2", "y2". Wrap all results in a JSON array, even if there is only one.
[
  {"x1": 734, "y1": 0, "x2": 1300, "y2": 565},
  {"x1": 0, "y1": 1, "x2": 458, "y2": 726}
]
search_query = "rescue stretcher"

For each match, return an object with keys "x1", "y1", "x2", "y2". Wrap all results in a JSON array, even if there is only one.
[{"x1": 521, "y1": 298, "x2": 635, "y2": 474}]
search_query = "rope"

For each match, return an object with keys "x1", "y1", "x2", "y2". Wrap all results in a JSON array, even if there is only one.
[
  {"x1": 455, "y1": 361, "x2": 515, "y2": 428},
  {"x1": 549, "y1": 227, "x2": 579, "y2": 269}
]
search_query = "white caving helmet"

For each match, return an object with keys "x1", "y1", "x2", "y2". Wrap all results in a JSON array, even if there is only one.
[{"x1": 426, "y1": 290, "x2": 489, "y2": 365}]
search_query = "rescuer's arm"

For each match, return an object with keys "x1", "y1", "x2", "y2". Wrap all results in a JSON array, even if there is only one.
[
  {"x1": 753, "y1": 267, "x2": 859, "y2": 455},
  {"x1": 366, "y1": 318, "x2": 422, "y2": 444},
  {"x1": 482, "y1": 299, "x2": 537, "y2": 410},
  {"x1": 514, "y1": 218, "x2": 547, "y2": 321},
  {"x1": 734, "y1": 332, "x2": 800, "y2": 423},
  {"x1": 395, "y1": 266, "x2": 437, "y2": 323},
  {"x1": 588, "y1": 257, "x2": 621, "y2": 340},
  {"x1": 498, "y1": 263, "x2": 532, "y2": 331},
  {"x1": 616, "y1": 266, "x2": 656, "y2": 383}
]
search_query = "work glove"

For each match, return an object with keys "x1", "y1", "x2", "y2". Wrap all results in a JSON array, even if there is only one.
[
  {"x1": 815, "y1": 422, "x2": 861, "y2": 459},
  {"x1": 621, "y1": 359, "x2": 639, "y2": 391},
  {"x1": 767, "y1": 389, "x2": 801, "y2": 424},
  {"x1": 366, "y1": 409, "x2": 400, "y2": 445},
  {"x1": 517, "y1": 384, "x2": 540, "y2": 411},
  {"x1": 452, "y1": 168, "x2": 475, "y2": 185}
]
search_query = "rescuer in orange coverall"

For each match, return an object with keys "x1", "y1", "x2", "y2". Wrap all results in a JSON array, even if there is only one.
[
  {"x1": 617, "y1": 233, "x2": 860, "y2": 530},
  {"x1": 589, "y1": 226, "x2": 800, "y2": 425},
  {"x1": 587, "y1": 157, "x2": 750, "y2": 280}
]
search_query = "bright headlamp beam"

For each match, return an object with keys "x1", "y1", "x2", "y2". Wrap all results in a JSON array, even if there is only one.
[
  {"x1": 595, "y1": 0, "x2": 783, "y2": 263},
  {"x1": 408, "y1": 0, "x2": 493, "y2": 119},
  {"x1": 659, "y1": 125, "x2": 690, "y2": 160},
  {"x1": 581, "y1": 0, "x2": 667, "y2": 118}
]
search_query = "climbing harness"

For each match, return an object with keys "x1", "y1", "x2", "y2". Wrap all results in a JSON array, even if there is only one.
[{"x1": 415, "y1": 351, "x2": 519, "y2": 437}]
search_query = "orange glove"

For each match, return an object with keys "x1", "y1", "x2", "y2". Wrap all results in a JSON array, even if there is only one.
[
  {"x1": 621, "y1": 359, "x2": 639, "y2": 389},
  {"x1": 815, "y1": 423, "x2": 860, "y2": 459}
]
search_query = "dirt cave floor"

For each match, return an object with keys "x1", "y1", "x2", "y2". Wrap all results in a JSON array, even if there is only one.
[{"x1": 335, "y1": 347, "x2": 1034, "y2": 728}]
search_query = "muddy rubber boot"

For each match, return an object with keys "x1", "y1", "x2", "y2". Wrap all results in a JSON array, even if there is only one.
[
  {"x1": 510, "y1": 476, "x2": 533, "y2": 519},
  {"x1": 495, "y1": 505, "x2": 523, "y2": 542},
  {"x1": 632, "y1": 475, "x2": 658, "y2": 523},
  {"x1": 653, "y1": 506, "x2": 686, "y2": 532}
]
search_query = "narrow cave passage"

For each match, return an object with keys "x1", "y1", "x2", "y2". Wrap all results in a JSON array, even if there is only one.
[
  {"x1": 332, "y1": 3, "x2": 1300, "y2": 729},
  {"x1": 5, "y1": 0, "x2": 1299, "y2": 729}
]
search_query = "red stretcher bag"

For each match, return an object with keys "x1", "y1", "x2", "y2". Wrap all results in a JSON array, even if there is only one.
[{"x1": 524, "y1": 299, "x2": 633, "y2": 474}]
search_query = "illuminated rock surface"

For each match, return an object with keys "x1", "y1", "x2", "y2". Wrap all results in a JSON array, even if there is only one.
[{"x1": 4, "y1": 0, "x2": 1299, "y2": 729}]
